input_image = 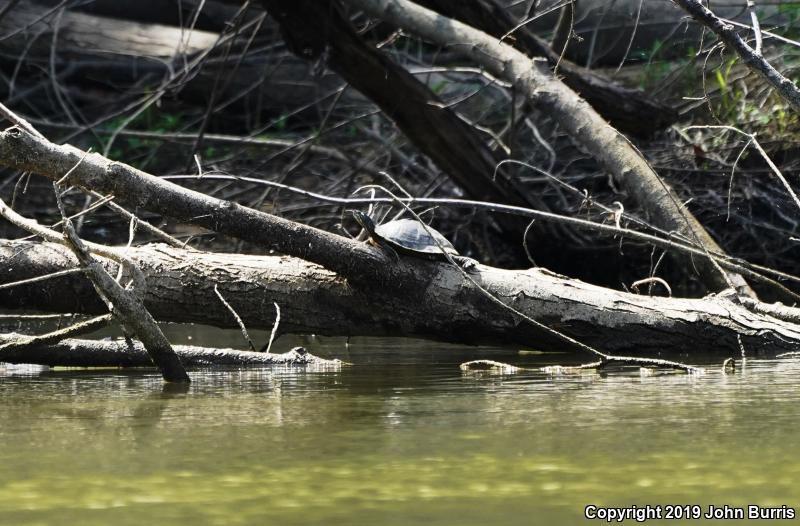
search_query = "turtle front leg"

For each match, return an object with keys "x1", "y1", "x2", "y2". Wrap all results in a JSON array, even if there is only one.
[
  {"x1": 370, "y1": 237, "x2": 399, "y2": 262},
  {"x1": 453, "y1": 256, "x2": 479, "y2": 272}
]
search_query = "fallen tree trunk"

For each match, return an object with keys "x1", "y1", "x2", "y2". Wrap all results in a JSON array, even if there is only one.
[
  {"x1": 0, "y1": 333, "x2": 340, "y2": 367},
  {"x1": 0, "y1": 1, "x2": 219, "y2": 58},
  {"x1": 1, "y1": 239, "x2": 798, "y2": 356}
]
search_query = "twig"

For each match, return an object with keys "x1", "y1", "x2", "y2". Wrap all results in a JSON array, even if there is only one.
[
  {"x1": 0, "y1": 196, "x2": 147, "y2": 292},
  {"x1": 22, "y1": 115, "x2": 349, "y2": 162},
  {"x1": 0, "y1": 267, "x2": 82, "y2": 290},
  {"x1": 0, "y1": 313, "x2": 112, "y2": 352},
  {"x1": 747, "y1": 0, "x2": 762, "y2": 56},
  {"x1": 214, "y1": 284, "x2": 257, "y2": 352},
  {"x1": 684, "y1": 125, "x2": 800, "y2": 213},
  {"x1": 261, "y1": 302, "x2": 281, "y2": 354},
  {"x1": 88, "y1": 191, "x2": 188, "y2": 249},
  {"x1": 0, "y1": 104, "x2": 44, "y2": 138},
  {"x1": 631, "y1": 277, "x2": 672, "y2": 297}
]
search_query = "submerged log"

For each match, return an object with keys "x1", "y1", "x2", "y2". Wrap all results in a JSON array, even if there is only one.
[
  {"x1": 0, "y1": 334, "x2": 341, "y2": 368},
  {"x1": 1, "y1": 240, "x2": 798, "y2": 357}
]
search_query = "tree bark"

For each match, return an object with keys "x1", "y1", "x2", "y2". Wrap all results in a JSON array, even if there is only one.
[{"x1": 1, "y1": 240, "x2": 798, "y2": 356}]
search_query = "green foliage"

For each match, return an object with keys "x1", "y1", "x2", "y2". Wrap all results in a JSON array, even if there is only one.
[
  {"x1": 714, "y1": 57, "x2": 742, "y2": 119},
  {"x1": 274, "y1": 113, "x2": 289, "y2": 132},
  {"x1": 710, "y1": 56, "x2": 798, "y2": 134},
  {"x1": 638, "y1": 42, "x2": 696, "y2": 91},
  {"x1": 431, "y1": 80, "x2": 447, "y2": 95},
  {"x1": 93, "y1": 107, "x2": 186, "y2": 170}
]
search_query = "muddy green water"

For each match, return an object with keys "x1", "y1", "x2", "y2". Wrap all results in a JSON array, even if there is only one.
[{"x1": 1, "y1": 332, "x2": 799, "y2": 525}]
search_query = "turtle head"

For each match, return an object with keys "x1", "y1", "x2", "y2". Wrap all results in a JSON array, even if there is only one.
[{"x1": 352, "y1": 210, "x2": 377, "y2": 237}]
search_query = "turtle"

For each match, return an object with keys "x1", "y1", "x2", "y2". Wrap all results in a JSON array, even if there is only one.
[{"x1": 352, "y1": 210, "x2": 477, "y2": 270}]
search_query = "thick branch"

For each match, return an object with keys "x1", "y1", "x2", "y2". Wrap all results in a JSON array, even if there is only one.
[
  {"x1": 0, "y1": 2, "x2": 342, "y2": 119},
  {"x1": 60, "y1": 213, "x2": 190, "y2": 382},
  {"x1": 0, "y1": 1, "x2": 219, "y2": 58}
]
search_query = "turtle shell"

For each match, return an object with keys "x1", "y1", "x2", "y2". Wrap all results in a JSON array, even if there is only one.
[{"x1": 374, "y1": 219, "x2": 459, "y2": 257}]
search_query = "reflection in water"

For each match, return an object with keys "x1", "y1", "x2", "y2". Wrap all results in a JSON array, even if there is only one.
[{"x1": 0, "y1": 337, "x2": 799, "y2": 525}]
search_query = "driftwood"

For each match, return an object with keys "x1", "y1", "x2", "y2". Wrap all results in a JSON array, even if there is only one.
[
  {"x1": 0, "y1": 128, "x2": 798, "y2": 364},
  {"x1": 0, "y1": 127, "x2": 386, "y2": 283},
  {"x1": 0, "y1": 127, "x2": 798, "y2": 362},
  {"x1": 0, "y1": 127, "x2": 771, "y2": 302},
  {"x1": 1, "y1": 240, "x2": 799, "y2": 357},
  {"x1": 57, "y1": 202, "x2": 191, "y2": 382},
  {"x1": 55, "y1": 0, "x2": 261, "y2": 33},
  {"x1": 0, "y1": 334, "x2": 341, "y2": 368}
]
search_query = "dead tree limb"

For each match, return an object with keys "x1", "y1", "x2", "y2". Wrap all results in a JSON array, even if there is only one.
[
  {"x1": 415, "y1": 0, "x2": 678, "y2": 136},
  {"x1": 59, "y1": 211, "x2": 191, "y2": 382},
  {"x1": 673, "y1": 0, "x2": 800, "y2": 112},
  {"x1": 0, "y1": 2, "x2": 219, "y2": 58},
  {"x1": 1, "y1": 240, "x2": 799, "y2": 357},
  {"x1": 0, "y1": 126, "x2": 777, "y2": 301},
  {"x1": 0, "y1": 2, "x2": 339, "y2": 119},
  {"x1": 0, "y1": 314, "x2": 112, "y2": 352},
  {"x1": 342, "y1": 0, "x2": 754, "y2": 297}
]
